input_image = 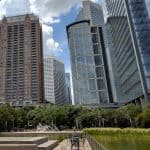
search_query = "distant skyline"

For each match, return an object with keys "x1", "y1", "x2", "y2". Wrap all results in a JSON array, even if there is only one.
[{"x1": 0, "y1": 0, "x2": 149, "y2": 74}]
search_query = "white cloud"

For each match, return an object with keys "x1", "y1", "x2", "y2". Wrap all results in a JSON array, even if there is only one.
[
  {"x1": 42, "y1": 24, "x2": 53, "y2": 35},
  {"x1": 42, "y1": 17, "x2": 60, "y2": 24},
  {"x1": 42, "y1": 24, "x2": 62, "y2": 56},
  {"x1": 46, "y1": 39, "x2": 59, "y2": 50},
  {"x1": 0, "y1": 0, "x2": 7, "y2": 18},
  {"x1": 29, "y1": 0, "x2": 81, "y2": 18},
  {"x1": 0, "y1": 0, "x2": 30, "y2": 18},
  {"x1": 28, "y1": 0, "x2": 99, "y2": 24},
  {"x1": 90, "y1": 0, "x2": 97, "y2": 2}
]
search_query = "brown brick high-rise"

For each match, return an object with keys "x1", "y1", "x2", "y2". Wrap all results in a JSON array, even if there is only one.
[{"x1": 0, "y1": 14, "x2": 44, "y2": 106}]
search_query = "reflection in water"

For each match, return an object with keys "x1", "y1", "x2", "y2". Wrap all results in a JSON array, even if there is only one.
[{"x1": 95, "y1": 135, "x2": 150, "y2": 150}]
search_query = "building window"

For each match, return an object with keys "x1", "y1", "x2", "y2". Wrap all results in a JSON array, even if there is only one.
[
  {"x1": 90, "y1": 92, "x2": 97, "y2": 99},
  {"x1": 94, "y1": 55, "x2": 102, "y2": 66},
  {"x1": 91, "y1": 27, "x2": 97, "y2": 33},
  {"x1": 86, "y1": 56, "x2": 94, "y2": 65},
  {"x1": 77, "y1": 57, "x2": 85, "y2": 64},
  {"x1": 87, "y1": 67, "x2": 95, "y2": 78},
  {"x1": 76, "y1": 46, "x2": 84, "y2": 56},
  {"x1": 96, "y1": 67, "x2": 104, "y2": 77},
  {"x1": 97, "y1": 79, "x2": 105, "y2": 90},
  {"x1": 92, "y1": 34, "x2": 99, "y2": 43},
  {"x1": 93, "y1": 44, "x2": 100, "y2": 54},
  {"x1": 99, "y1": 91, "x2": 108, "y2": 103},
  {"x1": 89, "y1": 79, "x2": 96, "y2": 90}
]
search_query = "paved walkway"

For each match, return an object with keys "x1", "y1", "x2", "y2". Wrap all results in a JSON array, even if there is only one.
[{"x1": 53, "y1": 139, "x2": 92, "y2": 150}]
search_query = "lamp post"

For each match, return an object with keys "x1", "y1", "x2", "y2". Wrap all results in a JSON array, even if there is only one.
[
  {"x1": 75, "y1": 118, "x2": 79, "y2": 129},
  {"x1": 130, "y1": 118, "x2": 133, "y2": 128},
  {"x1": 98, "y1": 112, "x2": 101, "y2": 127},
  {"x1": 12, "y1": 118, "x2": 14, "y2": 129},
  {"x1": 5, "y1": 120, "x2": 8, "y2": 132},
  {"x1": 102, "y1": 118, "x2": 105, "y2": 128},
  {"x1": 114, "y1": 118, "x2": 118, "y2": 127}
]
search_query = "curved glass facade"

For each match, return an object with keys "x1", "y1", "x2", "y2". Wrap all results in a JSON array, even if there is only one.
[
  {"x1": 67, "y1": 21, "x2": 110, "y2": 105},
  {"x1": 67, "y1": 1, "x2": 113, "y2": 105}
]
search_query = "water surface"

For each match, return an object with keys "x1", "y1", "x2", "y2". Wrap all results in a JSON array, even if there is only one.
[{"x1": 95, "y1": 135, "x2": 150, "y2": 150}]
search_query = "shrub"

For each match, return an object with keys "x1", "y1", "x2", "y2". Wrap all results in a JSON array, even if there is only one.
[{"x1": 136, "y1": 110, "x2": 150, "y2": 128}]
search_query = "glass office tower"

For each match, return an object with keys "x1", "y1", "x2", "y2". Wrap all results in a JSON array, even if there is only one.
[
  {"x1": 67, "y1": 0, "x2": 112, "y2": 105},
  {"x1": 105, "y1": 0, "x2": 150, "y2": 103}
]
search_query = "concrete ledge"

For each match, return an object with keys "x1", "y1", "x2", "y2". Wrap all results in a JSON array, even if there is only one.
[
  {"x1": 38, "y1": 140, "x2": 59, "y2": 150},
  {"x1": 0, "y1": 137, "x2": 48, "y2": 145},
  {"x1": 0, "y1": 144, "x2": 37, "y2": 150},
  {"x1": 0, "y1": 131, "x2": 82, "y2": 136}
]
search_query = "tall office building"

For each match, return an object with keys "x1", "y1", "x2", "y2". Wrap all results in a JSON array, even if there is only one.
[
  {"x1": 44, "y1": 57, "x2": 67, "y2": 105},
  {"x1": 65, "y1": 73, "x2": 72, "y2": 104},
  {"x1": 105, "y1": 24, "x2": 121, "y2": 103},
  {"x1": 0, "y1": 14, "x2": 44, "y2": 106},
  {"x1": 105, "y1": 0, "x2": 150, "y2": 103},
  {"x1": 67, "y1": 0, "x2": 113, "y2": 105}
]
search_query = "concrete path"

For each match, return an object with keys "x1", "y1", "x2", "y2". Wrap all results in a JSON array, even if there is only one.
[{"x1": 53, "y1": 139, "x2": 92, "y2": 150}]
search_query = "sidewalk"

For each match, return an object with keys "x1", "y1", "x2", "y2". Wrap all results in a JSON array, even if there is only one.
[{"x1": 53, "y1": 139, "x2": 92, "y2": 150}]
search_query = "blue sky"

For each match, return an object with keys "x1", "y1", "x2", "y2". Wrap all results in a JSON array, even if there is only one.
[{"x1": 51, "y1": 6, "x2": 79, "y2": 73}]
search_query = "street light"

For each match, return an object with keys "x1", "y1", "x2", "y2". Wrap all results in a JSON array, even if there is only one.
[
  {"x1": 102, "y1": 118, "x2": 105, "y2": 128},
  {"x1": 130, "y1": 118, "x2": 133, "y2": 128},
  {"x1": 5, "y1": 120, "x2": 8, "y2": 131},
  {"x1": 114, "y1": 118, "x2": 118, "y2": 127},
  {"x1": 12, "y1": 118, "x2": 14, "y2": 129},
  {"x1": 98, "y1": 116, "x2": 101, "y2": 127},
  {"x1": 75, "y1": 118, "x2": 79, "y2": 129}
]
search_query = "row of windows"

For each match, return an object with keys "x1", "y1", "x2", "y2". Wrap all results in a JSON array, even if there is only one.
[
  {"x1": 77, "y1": 78, "x2": 106, "y2": 91},
  {"x1": 76, "y1": 90, "x2": 108, "y2": 104}
]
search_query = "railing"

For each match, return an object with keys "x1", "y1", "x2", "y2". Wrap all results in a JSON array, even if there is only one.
[{"x1": 86, "y1": 134, "x2": 107, "y2": 150}]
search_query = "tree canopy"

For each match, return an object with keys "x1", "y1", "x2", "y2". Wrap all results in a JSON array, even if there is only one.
[{"x1": 0, "y1": 103, "x2": 149, "y2": 132}]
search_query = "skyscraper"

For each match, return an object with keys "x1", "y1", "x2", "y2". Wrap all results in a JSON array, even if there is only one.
[
  {"x1": 105, "y1": 0, "x2": 150, "y2": 103},
  {"x1": 105, "y1": 23, "x2": 121, "y2": 103},
  {"x1": 44, "y1": 57, "x2": 55, "y2": 104},
  {"x1": 65, "y1": 73, "x2": 72, "y2": 104},
  {"x1": 44, "y1": 57, "x2": 67, "y2": 105},
  {"x1": 67, "y1": 0, "x2": 113, "y2": 105},
  {"x1": 0, "y1": 14, "x2": 44, "y2": 106}
]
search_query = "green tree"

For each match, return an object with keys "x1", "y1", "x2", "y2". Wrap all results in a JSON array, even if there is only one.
[
  {"x1": 136, "y1": 105, "x2": 150, "y2": 128},
  {"x1": 0, "y1": 104, "x2": 14, "y2": 131}
]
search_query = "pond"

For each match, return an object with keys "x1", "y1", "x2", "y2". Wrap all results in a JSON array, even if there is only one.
[{"x1": 95, "y1": 135, "x2": 150, "y2": 150}]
